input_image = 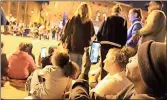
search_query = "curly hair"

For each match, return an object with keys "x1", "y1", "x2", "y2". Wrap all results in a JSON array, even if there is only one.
[{"x1": 108, "y1": 46, "x2": 137, "y2": 67}]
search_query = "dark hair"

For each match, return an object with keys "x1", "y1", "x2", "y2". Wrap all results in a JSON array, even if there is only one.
[
  {"x1": 48, "y1": 46, "x2": 56, "y2": 55},
  {"x1": 131, "y1": 8, "x2": 143, "y2": 19},
  {"x1": 51, "y1": 49, "x2": 75, "y2": 77}
]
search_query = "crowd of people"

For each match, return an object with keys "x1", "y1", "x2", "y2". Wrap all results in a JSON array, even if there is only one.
[
  {"x1": 1, "y1": 1, "x2": 167, "y2": 99},
  {"x1": 1, "y1": 14, "x2": 64, "y2": 40}
]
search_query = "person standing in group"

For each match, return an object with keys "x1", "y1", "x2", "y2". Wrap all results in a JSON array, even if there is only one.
[
  {"x1": 96, "y1": 4, "x2": 127, "y2": 79},
  {"x1": 126, "y1": 8, "x2": 143, "y2": 48},
  {"x1": 61, "y1": 2, "x2": 95, "y2": 68},
  {"x1": 132, "y1": 1, "x2": 166, "y2": 44}
]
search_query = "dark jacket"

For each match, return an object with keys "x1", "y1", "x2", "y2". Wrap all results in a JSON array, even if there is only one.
[
  {"x1": 41, "y1": 55, "x2": 52, "y2": 68},
  {"x1": 61, "y1": 15, "x2": 95, "y2": 54},
  {"x1": 97, "y1": 15, "x2": 127, "y2": 46},
  {"x1": 97, "y1": 15, "x2": 127, "y2": 79}
]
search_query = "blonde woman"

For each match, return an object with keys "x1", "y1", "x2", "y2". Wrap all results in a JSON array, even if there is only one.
[{"x1": 61, "y1": 2, "x2": 95, "y2": 68}]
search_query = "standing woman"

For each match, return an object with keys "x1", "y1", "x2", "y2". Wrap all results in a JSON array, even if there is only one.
[
  {"x1": 61, "y1": 2, "x2": 95, "y2": 68},
  {"x1": 97, "y1": 4, "x2": 127, "y2": 79},
  {"x1": 126, "y1": 8, "x2": 143, "y2": 48}
]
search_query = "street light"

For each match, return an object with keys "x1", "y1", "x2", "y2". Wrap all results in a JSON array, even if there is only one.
[{"x1": 31, "y1": 10, "x2": 34, "y2": 14}]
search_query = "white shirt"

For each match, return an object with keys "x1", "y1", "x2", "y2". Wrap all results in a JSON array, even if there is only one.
[
  {"x1": 38, "y1": 65, "x2": 72, "y2": 99},
  {"x1": 93, "y1": 71, "x2": 132, "y2": 97}
]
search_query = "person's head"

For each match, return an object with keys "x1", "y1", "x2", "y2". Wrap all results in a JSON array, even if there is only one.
[
  {"x1": 25, "y1": 43, "x2": 33, "y2": 54},
  {"x1": 145, "y1": 1, "x2": 163, "y2": 13},
  {"x1": 51, "y1": 48, "x2": 79, "y2": 78},
  {"x1": 128, "y1": 8, "x2": 142, "y2": 22},
  {"x1": 48, "y1": 46, "x2": 56, "y2": 55},
  {"x1": 75, "y1": 2, "x2": 91, "y2": 24},
  {"x1": 104, "y1": 46, "x2": 136, "y2": 75},
  {"x1": 126, "y1": 41, "x2": 167, "y2": 97},
  {"x1": 18, "y1": 42, "x2": 30, "y2": 52},
  {"x1": 112, "y1": 4, "x2": 122, "y2": 16}
]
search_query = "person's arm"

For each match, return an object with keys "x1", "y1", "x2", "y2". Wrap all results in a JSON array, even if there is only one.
[
  {"x1": 78, "y1": 48, "x2": 91, "y2": 80},
  {"x1": 138, "y1": 10, "x2": 165, "y2": 36},
  {"x1": 127, "y1": 23, "x2": 142, "y2": 44},
  {"x1": 38, "y1": 66, "x2": 53, "y2": 78},
  {"x1": 28, "y1": 56, "x2": 37, "y2": 72},
  {"x1": 61, "y1": 18, "x2": 72, "y2": 43},
  {"x1": 90, "y1": 21, "x2": 96, "y2": 43}
]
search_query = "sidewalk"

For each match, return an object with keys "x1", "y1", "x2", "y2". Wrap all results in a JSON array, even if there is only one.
[{"x1": 1, "y1": 82, "x2": 28, "y2": 99}]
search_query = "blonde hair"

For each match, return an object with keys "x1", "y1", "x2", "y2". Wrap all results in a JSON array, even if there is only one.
[
  {"x1": 108, "y1": 46, "x2": 137, "y2": 66},
  {"x1": 112, "y1": 4, "x2": 122, "y2": 14},
  {"x1": 74, "y1": 2, "x2": 92, "y2": 24}
]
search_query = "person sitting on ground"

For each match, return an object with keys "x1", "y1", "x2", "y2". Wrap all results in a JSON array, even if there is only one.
[
  {"x1": 28, "y1": 47, "x2": 80, "y2": 99},
  {"x1": 69, "y1": 46, "x2": 136, "y2": 99},
  {"x1": 1, "y1": 42, "x2": 8, "y2": 77},
  {"x1": 7, "y1": 42, "x2": 37, "y2": 80},
  {"x1": 1, "y1": 42, "x2": 9, "y2": 86},
  {"x1": 125, "y1": 40, "x2": 167, "y2": 99},
  {"x1": 41, "y1": 46, "x2": 57, "y2": 68},
  {"x1": 91, "y1": 46, "x2": 136, "y2": 98}
]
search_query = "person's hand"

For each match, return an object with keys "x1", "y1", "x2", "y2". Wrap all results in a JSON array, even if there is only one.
[
  {"x1": 132, "y1": 31, "x2": 140, "y2": 43},
  {"x1": 81, "y1": 47, "x2": 91, "y2": 74}
]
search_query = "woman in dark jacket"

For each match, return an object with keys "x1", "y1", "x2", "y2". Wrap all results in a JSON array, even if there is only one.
[
  {"x1": 61, "y1": 2, "x2": 95, "y2": 68},
  {"x1": 97, "y1": 4, "x2": 127, "y2": 79}
]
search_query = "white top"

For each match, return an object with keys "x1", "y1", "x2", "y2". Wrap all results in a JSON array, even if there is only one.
[
  {"x1": 93, "y1": 71, "x2": 132, "y2": 97},
  {"x1": 38, "y1": 65, "x2": 72, "y2": 99}
]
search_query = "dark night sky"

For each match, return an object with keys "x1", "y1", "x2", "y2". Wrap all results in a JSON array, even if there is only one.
[
  {"x1": 37, "y1": 1, "x2": 167, "y2": 15},
  {"x1": 119, "y1": 1, "x2": 167, "y2": 15}
]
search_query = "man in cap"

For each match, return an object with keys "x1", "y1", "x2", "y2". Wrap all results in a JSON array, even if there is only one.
[
  {"x1": 132, "y1": 1, "x2": 166, "y2": 44},
  {"x1": 145, "y1": 1, "x2": 163, "y2": 14}
]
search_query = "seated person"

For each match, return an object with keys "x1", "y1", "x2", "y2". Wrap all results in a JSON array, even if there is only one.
[
  {"x1": 92, "y1": 46, "x2": 136, "y2": 97},
  {"x1": 7, "y1": 42, "x2": 37, "y2": 80},
  {"x1": 28, "y1": 47, "x2": 80, "y2": 99},
  {"x1": 1, "y1": 42, "x2": 8, "y2": 77},
  {"x1": 69, "y1": 46, "x2": 136, "y2": 99},
  {"x1": 40, "y1": 46, "x2": 56, "y2": 68},
  {"x1": 1, "y1": 42, "x2": 9, "y2": 86},
  {"x1": 126, "y1": 41, "x2": 167, "y2": 99}
]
